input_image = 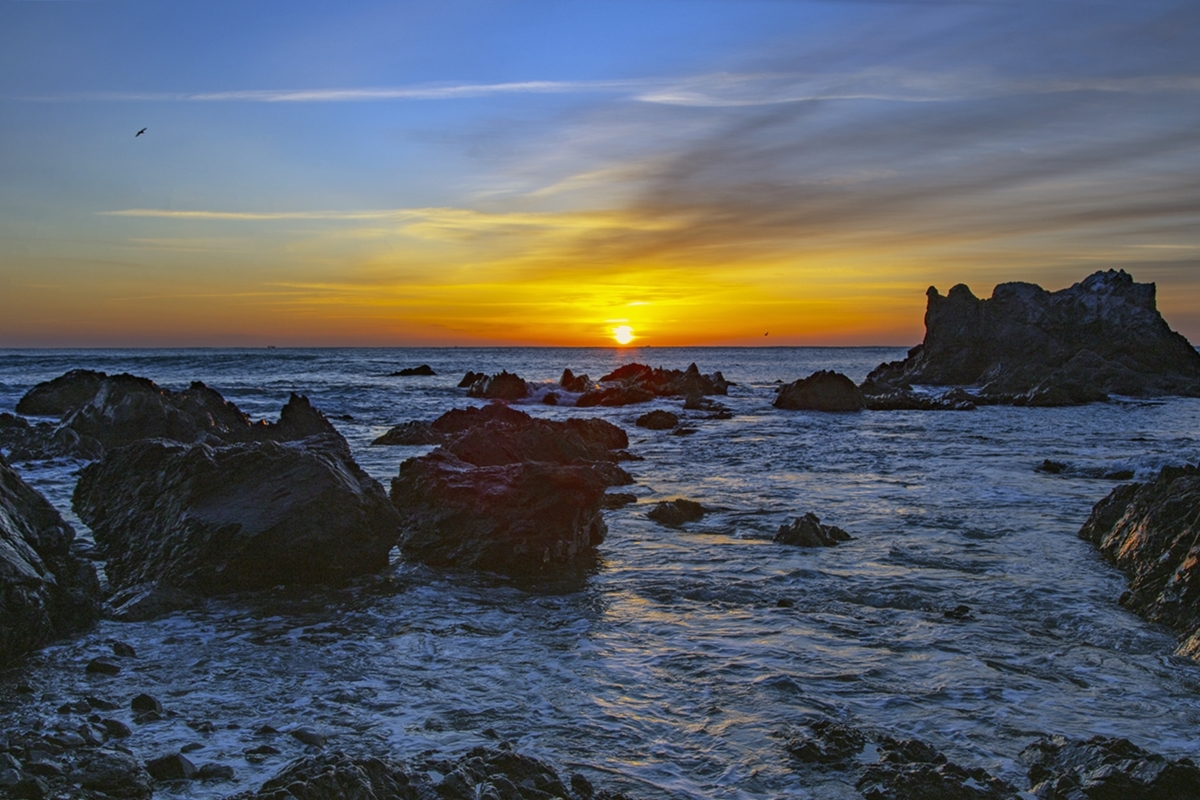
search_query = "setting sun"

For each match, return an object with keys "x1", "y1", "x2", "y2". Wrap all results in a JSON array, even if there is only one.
[{"x1": 613, "y1": 325, "x2": 635, "y2": 345}]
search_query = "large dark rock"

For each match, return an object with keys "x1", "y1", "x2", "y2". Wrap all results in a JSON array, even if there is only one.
[
  {"x1": 576, "y1": 362, "x2": 730, "y2": 407},
  {"x1": 390, "y1": 406, "x2": 631, "y2": 580},
  {"x1": 1022, "y1": 735, "x2": 1200, "y2": 799},
  {"x1": 0, "y1": 455, "x2": 100, "y2": 665},
  {"x1": 775, "y1": 513, "x2": 852, "y2": 547},
  {"x1": 11, "y1": 370, "x2": 339, "y2": 460},
  {"x1": 647, "y1": 499, "x2": 706, "y2": 527},
  {"x1": 1077, "y1": 463, "x2": 1200, "y2": 660},
  {"x1": 862, "y1": 270, "x2": 1200, "y2": 404},
  {"x1": 72, "y1": 434, "x2": 400, "y2": 603},
  {"x1": 465, "y1": 370, "x2": 529, "y2": 401},
  {"x1": 775, "y1": 371, "x2": 865, "y2": 412}
]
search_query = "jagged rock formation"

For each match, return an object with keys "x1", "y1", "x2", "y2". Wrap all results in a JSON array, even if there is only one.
[
  {"x1": 390, "y1": 406, "x2": 631, "y2": 580},
  {"x1": 575, "y1": 363, "x2": 730, "y2": 407},
  {"x1": 0, "y1": 454, "x2": 100, "y2": 664},
  {"x1": 1022, "y1": 735, "x2": 1200, "y2": 799},
  {"x1": 862, "y1": 270, "x2": 1200, "y2": 405},
  {"x1": 73, "y1": 430, "x2": 399, "y2": 612},
  {"x1": 1078, "y1": 463, "x2": 1200, "y2": 661},
  {"x1": 464, "y1": 370, "x2": 529, "y2": 401}
]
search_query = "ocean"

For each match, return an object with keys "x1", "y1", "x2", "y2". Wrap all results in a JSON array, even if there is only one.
[{"x1": 2, "y1": 346, "x2": 1200, "y2": 799}]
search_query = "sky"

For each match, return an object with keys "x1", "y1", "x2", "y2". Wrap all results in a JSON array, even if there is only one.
[{"x1": 1, "y1": 0, "x2": 1198, "y2": 347}]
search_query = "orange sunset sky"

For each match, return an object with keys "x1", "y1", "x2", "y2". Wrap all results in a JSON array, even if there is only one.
[{"x1": 2, "y1": 1, "x2": 1198, "y2": 348}]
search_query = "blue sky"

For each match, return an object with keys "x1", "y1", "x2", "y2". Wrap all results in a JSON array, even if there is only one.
[{"x1": 2, "y1": 0, "x2": 1198, "y2": 346}]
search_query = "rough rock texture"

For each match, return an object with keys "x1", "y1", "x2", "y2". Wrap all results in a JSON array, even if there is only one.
[
  {"x1": 774, "y1": 371, "x2": 865, "y2": 412},
  {"x1": 8, "y1": 370, "x2": 339, "y2": 461},
  {"x1": 861, "y1": 270, "x2": 1200, "y2": 404},
  {"x1": 0, "y1": 455, "x2": 100, "y2": 665},
  {"x1": 1022, "y1": 735, "x2": 1200, "y2": 799},
  {"x1": 390, "y1": 406, "x2": 631, "y2": 580},
  {"x1": 775, "y1": 513, "x2": 853, "y2": 547},
  {"x1": 576, "y1": 363, "x2": 730, "y2": 407},
  {"x1": 465, "y1": 371, "x2": 529, "y2": 401},
  {"x1": 856, "y1": 736, "x2": 1020, "y2": 800},
  {"x1": 635, "y1": 410, "x2": 679, "y2": 430},
  {"x1": 72, "y1": 434, "x2": 400, "y2": 602},
  {"x1": 863, "y1": 389, "x2": 976, "y2": 412},
  {"x1": 646, "y1": 499, "x2": 706, "y2": 527},
  {"x1": 1077, "y1": 463, "x2": 1200, "y2": 660}
]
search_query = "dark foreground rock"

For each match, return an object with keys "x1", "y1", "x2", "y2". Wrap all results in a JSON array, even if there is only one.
[
  {"x1": 646, "y1": 499, "x2": 706, "y2": 527},
  {"x1": 390, "y1": 406, "x2": 631, "y2": 580},
  {"x1": 72, "y1": 433, "x2": 400, "y2": 608},
  {"x1": 775, "y1": 513, "x2": 852, "y2": 547},
  {"x1": 0, "y1": 455, "x2": 100, "y2": 665},
  {"x1": 7, "y1": 370, "x2": 338, "y2": 461},
  {"x1": 775, "y1": 371, "x2": 865, "y2": 412},
  {"x1": 225, "y1": 745, "x2": 631, "y2": 800},
  {"x1": 862, "y1": 270, "x2": 1200, "y2": 404},
  {"x1": 1022, "y1": 735, "x2": 1200, "y2": 799},
  {"x1": 575, "y1": 363, "x2": 730, "y2": 407},
  {"x1": 1077, "y1": 463, "x2": 1200, "y2": 661}
]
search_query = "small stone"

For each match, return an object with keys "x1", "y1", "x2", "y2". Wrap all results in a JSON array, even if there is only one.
[
  {"x1": 635, "y1": 410, "x2": 679, "y2": 430},
  {"x1": 145, "y1": 752, "x2": 197, "y2": 781},
  {"x1": 86, "y1": 696, "x2": 120, "y2": 711},
  {"x1": 289, "y1": 726, "x2": 326, "y2": 747},
  {"x1": 86, "y1": 657, "x2": 121, "y2": 676},
  {"x1": 100, "y1": 719, "x2": 132, "y2": 739},
  {"x1": 130, "y1": 694, "x2": 162, "y2": 714},
  {"x1": 197, "y1": 763, "x2": 235, "y2": 781},
  {"x1": 79, "y1": 725, "x2": 106, "y2": 746},
  {"x1": 110, "y1": 641, "x2": 137, "y2": 658}
]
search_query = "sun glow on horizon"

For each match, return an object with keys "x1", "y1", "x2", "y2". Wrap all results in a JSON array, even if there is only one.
[{"x1": 613, "y1": 325, "x2": 635, "y2": 345}]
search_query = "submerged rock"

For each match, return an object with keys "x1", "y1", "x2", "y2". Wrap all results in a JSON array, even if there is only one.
[
  {"x1": 0, "y1": 454, "x2": 100, "y2": 665},
  {"x1": 1022, "y1": 735, "x2": 1200, "y2": 799},
  {"x1": 1078, "y1": 463, "x2": 1200, "y2": 661},
  {"x1": 73, "y1": 433, "x2": 400, "y2": 603},
  {"x1": 390, "y1": 406, "x2": 631, "y2": 580},
  {"x1": 775, "y1": 371, "x2": 865, "y2": 412},
  {"x1": 647, "y1": 499, "x2": 706, "y2": 527},
  {"x1": 775, "y1": 513, "x2": 852, "y2": 547},
  {"x1": 861, "y1": 270, "x2": 1200, "y2": 404}
]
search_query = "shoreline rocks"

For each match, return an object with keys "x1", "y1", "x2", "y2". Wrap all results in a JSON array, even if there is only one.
[
  {"x1": 1078, "y1": 463, "x2": 1200, "y2": 661},
  {"x1": 0, "y1": 455, "x2": 100, "y2": 666},
  {"x1": 861, "y1": 270, "x2": 1200, "y2": 405},
  {"x1": 575, "y1": 362, "x2": 730, "y2": 407}
]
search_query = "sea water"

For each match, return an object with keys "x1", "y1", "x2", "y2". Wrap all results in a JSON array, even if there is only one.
[{"x1": 2, "y1": 347, "x2": 1200, "y2": 799}]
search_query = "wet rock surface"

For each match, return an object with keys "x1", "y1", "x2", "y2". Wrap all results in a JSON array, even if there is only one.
[
  {"x1": 774, "y1": 370, "x2": 866, "y2": 412},
  {"x1": 575, "y1": 363, "x2": 729, "y2": 407},
  {"x1": 861, "y1": 270, "x2": 1200, "y2": 404},
  {"x1": 774, "y1": 513, "x2": 852, "y2": 547},
  {"x1": 0, "y1": 454, "x2": 100, "y2": 666},
  {"x1": 863, "y1": 388, "x2": 976, "y2": 411},
  {"x1": 72, "y1": 432, "x2": 399, "y2": 606},
  {"x1": 390, "y1": 406, "x2": 631, "y2": 580},
  {"x1": 646, "y1": 499, "x2": 705, "y2": 527},
  {"x1": 1078, "y1": 463, "x2": 1200, "y2": 661},
  {"x1": 634, "y1": 410, "x2": 679, "y2": 430},
  {"x1": 1022, "y1": 734, "x2": 1200, "y2": 799}
]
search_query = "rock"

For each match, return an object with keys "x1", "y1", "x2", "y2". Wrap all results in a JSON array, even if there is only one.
[
  {"x1": 0, "y1": 454, "x2": 100, "y2": 666},
  {"x1": 560, "y1": 368, "x2": 590, "y2": 393},
  {"x1": 391, "y1": 365, "x2": 435, "y2": 376},
  {"x1": 458, "y1": 371, "x2": 484, "y2": 388},
  {"x1": 1036, "y1": 460, "x2": 1067, "y2": 475},
  {"x1": 856, "y1": 735, "x2": 1019, "y2": 800},
  {"x1": 290, "y1": 726, "x2": 326, "y2": 747},
  {"x1": 146, "y1": 752, "x2": 197, "y2": 782},
  {"x1": 131, "y1": 694, "x2": 163, "y2": 714},
  {"x1": 863, "y1": 389, "x2": 976, "y2": 411},
  {"x1": 465, "y1": 370, "x2": 528, "y2": 401},
  {"x1": 73, "y1": 748, "x2": 153, "y2": 798},
  {"x1": 391, "y1": 406, "x2": 631, "y2": 580},
  {"x1": 1022, "y1": 735, "x2": 1200, "y2": 799},
  {"x1": 85, "y1": 657, "x2": 121, "y2": 676},
  {"x1": 861, "y1": 270, "x2": 1200, "y2": 403},
  {"x1": 775, "y1": 513, "x2": 852, "y2": 547},
  {"x1": 197, "y1": 763, "x2": 235, "y2": 781},
  {"x1": 785, "y1": 718, "x2": 867, "y2": 765},
  {"x1": 371, "y1": 421, "x2": 443, "y2": 446},
  {"x1": 11, "y1": 775, "x2": 48, "y2": 799},
  {"x1": 601, "y1": 493, "x2": 637, "y2": 509},
  {"x1": 100, "y1": 719, "x2": 132, "y2": 738},
  {"x1": 72, "y1": 434, "x2": 400, "y2": 604},
  {"x1": 110, "y1": 640, "x2": 136, "y2": 658},
  {"x1": 635, "y1": 410, "x2": 679, "y2": 430},
  {"x1": 576, "y1": 362, "x2": 730, "y2": 407},
  {"x1": 542, "y1": 392, "x2": 559, "y2": 406},
  {"x1": 0, "y1": 769, "x2": 17, "y2": 787},
  {"x1": 775, "y1": 371, "x2": 865, "y2": 412},
  {"x1": 647, "y1": 499, "x2": 706, "y2": 527},
  {"x1": 15, "y1": 369, "x2": 108, "y2": 416},
  {"x1": 106, "y1": 582, "x2": 202, "y2": 622},
  {"x1": 86, "y1": 695, "x2": 120, "y2": 711},
  {"x1": 1078, "y1": 463, "x2": 1200, "y2": 661},
  {"x1": 943, "y1": 605, "x2": 973, "y2": 621}
]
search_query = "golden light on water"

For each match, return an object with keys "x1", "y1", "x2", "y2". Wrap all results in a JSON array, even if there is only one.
[{"x1": 613, "y1": 325, "x2": 635, "y2": 345}]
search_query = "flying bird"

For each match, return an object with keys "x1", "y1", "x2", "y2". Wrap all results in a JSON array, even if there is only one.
[{"x1": 135, "y1": 128, "x2": 147, "y2": 137}]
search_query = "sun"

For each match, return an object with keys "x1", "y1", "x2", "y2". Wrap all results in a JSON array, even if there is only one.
[{"x1": 613, "y1": 325, "x2": 635, "y2": 345}]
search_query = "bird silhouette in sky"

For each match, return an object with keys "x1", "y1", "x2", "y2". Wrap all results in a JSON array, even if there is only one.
[{"x1": 135, "y1": 128, "x2": 147, "y2": 137}]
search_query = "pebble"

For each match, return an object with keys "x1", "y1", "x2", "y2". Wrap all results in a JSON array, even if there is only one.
[{"x1": 85, "y1": 657, "x2": 121, "y2": 676}]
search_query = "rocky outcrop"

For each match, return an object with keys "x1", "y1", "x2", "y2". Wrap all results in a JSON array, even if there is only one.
[
  {"x1": 575, "y1": 363, "x2": 730, "y2": 407},
  {"x1": 775, "y1": 513, "x2": 852, "y2": 547},
  {"x1": 774, "y1": 371, "x2": 865, "y2": 412},
  {"x1": 1077, "y1": 463, "x2": 1200, "y2": 661},
  {"x1": 391, "y1": 365, "x2": 435, "y2": 376},
  {"x1": 1022, "y1": 735, "x2": 1200, "y2": 799},
  {"x1": 0, "y1": 455, "x2": 100, "y2": 665},
  {"x1": 647, "y1": 499, "x2": 706, "y2": 527},
  {"x1": 862, "y1": 270, "x2": 1200, "y2": 404},
  {"x1": 464, "y1": 370, "x2": 529, "y2": 401},
  {"x1": 72, "y1": 433, "x2": 400, "y2": 607},
  {"x1": 7, "y1": 370, "x2": 339, "y2": 461},
  {"x1": 390, "y1": 406, "x2": 631, "y2": 580}
]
